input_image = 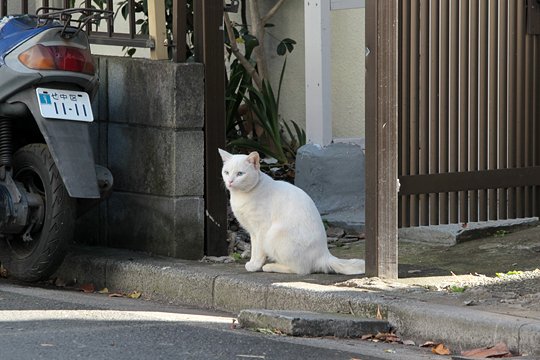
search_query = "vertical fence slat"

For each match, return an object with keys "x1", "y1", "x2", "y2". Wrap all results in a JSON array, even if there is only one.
[
  {"x1": 535, "y1": 37, "x2": 540, "y2": 216},
  {"x1": 459, "y1": 0, "x2": 469, "y2": 223},
  {"x1": 107, "y1": 0, "x2": 114, "y2": 36},
  {"x1": 498, "y1": 0, "x2": 508, "y2": 219},
  {"x1": 419, "y1": 0, "x2": 429, "y2": 225},
  {"x1": 409, "y1": 0, "x2": 420, "y2": 227},
  {"x1": 449, "y1": 0, "x2": 459, "y2": 223},
  {"x1": 0, "y1": 0, "x2": 6, "y2": 17},
  {"x1": 128, "y1": 0, "x2": 136, "y2": 39},
  {"x1": 439, "y1": 0, "x2": 450, "y2": 224},
  {"x1": 488, "y1": 0, "x2": 498, "y2": 220},
  {"x1": 399, "y1": 0, "x2": 411, "y2": 227},
  {"x1": 524, "y1": 29, "x2": 534, "y2": 216},
  {"x1": 401, "y1": 0, "x2": 411, "y2": 228},
  {"x1": 429, "y1": 0, "x2": 440, "y2": 225},
  {"x1": 516, "y1": 1, "x2": 525, "y2": 218},
  {"x1": 469, "y1": 0, "x2": 479, "y2": 222},
  {"x1": 508, "y1": 0, "x2": 517, "y2": 218},
  {"x1": 478, "y1": 0, "x2": 488, "y2": 221}
]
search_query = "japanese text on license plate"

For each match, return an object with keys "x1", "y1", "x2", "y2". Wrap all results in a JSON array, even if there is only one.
[{"x1": 36, "y1": 88, "x2": 94, "y2": 122}]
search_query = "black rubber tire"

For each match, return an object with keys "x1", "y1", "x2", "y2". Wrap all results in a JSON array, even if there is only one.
[{"x1": 0, "y1": 144, "x2": 75, "y2": 282}]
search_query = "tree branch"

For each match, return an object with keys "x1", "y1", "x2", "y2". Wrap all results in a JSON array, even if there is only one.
[
  {"x1": 261, "y1": 0, "x2": 288, "y2": 24},
  {"x1": 224, "y1": 12, "x2": 263, "y2": 90}
]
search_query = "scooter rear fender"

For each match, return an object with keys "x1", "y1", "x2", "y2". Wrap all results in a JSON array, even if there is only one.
[{"x1": 7, "y1": 88, "x2": 100, "y2": 199}]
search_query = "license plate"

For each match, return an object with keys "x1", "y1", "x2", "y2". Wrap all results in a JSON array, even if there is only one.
[{"x1": 36, "y1": 88, "x2": 94, "y2": 122}]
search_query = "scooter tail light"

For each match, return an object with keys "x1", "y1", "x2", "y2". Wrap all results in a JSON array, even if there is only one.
[{"x1": 18, "y1": 44, "x2": 95, "y2": 75}]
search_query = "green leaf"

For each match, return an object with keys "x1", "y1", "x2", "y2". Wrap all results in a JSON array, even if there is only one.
[
  {"x1": 277, "y1": 38, "x2": 296, "y2": 56},
  {"x1": 277, "y1": 42, "x2": 286, "y2": 56},
  {"x1": 121, "y1": 2, "x2": 129, "y2": 20},
  {"x1": 242, "y1": 34, "x2": 259, "y2": 58}
]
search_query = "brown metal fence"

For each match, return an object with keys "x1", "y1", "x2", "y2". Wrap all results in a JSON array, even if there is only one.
[{"x1": 398, "y1": 0, "x2": 540, "y2": 227}]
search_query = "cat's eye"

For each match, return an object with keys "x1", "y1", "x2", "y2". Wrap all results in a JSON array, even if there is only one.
[
  {"x1": 236, "y1": 171, "x2": 245, "y2": 176},
  {"x1": 224, "y1": 171, "x2": 229, "y2": 175}
]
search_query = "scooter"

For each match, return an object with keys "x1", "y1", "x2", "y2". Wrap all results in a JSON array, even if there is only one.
[{"x1": 0, "y1": 8, "x2": 113, "y2": 281}]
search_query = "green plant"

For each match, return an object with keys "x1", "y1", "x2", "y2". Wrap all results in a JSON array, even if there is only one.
[
  {"x1": 496, "y1": 270, "x2": 523, "y2": 278},
  {"x1": 224, "y1": 7, "x2": 305, "y2": 171},
  {"x1": 449, "y1": 285, "x2": 467, "y2": 293}
]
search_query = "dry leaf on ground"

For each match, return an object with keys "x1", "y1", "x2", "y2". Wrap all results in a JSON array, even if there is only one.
[
  {"x1": 98, "y1": 288, "x2": 109, "y2": 294},
  {"x1": 361, "y1": 331, "x2": 401, "y2": 344},
  {"x1": 432, "y1": 343, "x2": 451, "y2": 355},
  {"x1": 108, "y1": 293, "x2": 124, "y2": 298},
  {"x1": 421, "y1": 341, "x2": 451, "y2": 355},
  {"x1": 461, "y1": 342, "x2": 513, "y2": 358},
  {"x1": 80, "y1": 283, "x2": 95, "y2": 293},
  {"x1": 128, "y1": 291, "x2": 142, "y2": 299}
]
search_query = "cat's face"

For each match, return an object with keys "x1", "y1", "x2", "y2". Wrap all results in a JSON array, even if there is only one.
[{"x1": 218, "y1": 149, "x2": 260, "y2": 192}]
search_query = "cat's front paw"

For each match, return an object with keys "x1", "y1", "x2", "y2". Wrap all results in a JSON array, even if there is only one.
[{"x1": 245, "y1": 261, "x2": 263, "y2": 272}]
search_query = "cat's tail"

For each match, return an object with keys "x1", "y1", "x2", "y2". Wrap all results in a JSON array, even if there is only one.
[{"x1": 325, "y1": 255, "x2": 365, "y2": 275}]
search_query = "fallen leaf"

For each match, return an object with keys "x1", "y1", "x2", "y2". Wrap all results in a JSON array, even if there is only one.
[
  {"x1": 361, "y1": 334, "x2": 374, "y2": 340},
  {"x1": 384, "y1": 349, "x2": 396, "y2": 353},
  {"x1": 108, "y1": 293, "x2": 124, "y2": 298},
  {"x1": 80, "y1": 283, "x2": 95, "y2": 293},
  {"x1": 461, "y1": 342, "x2": 513, "y2": 358},
  {"x1": 98, "y1": 287, "x2": 109, "y2": 294},
  {"x1": 432, "y1": 343, "x2": 451, "y2": 355},
  {"x1": 128, "y1": 291, "x2": 142, "y2": 299},
  {"x1": 402, "y1": 340, "x2": 416, "y2": 346},
  {"x1": 374, "y1": 332, "x2": 401, "y2": 343},
  {"x1": 421, "y1": 341, "x2": 438, "y2": 348}
]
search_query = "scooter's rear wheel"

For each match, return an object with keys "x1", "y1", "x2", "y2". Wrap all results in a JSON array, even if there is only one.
[{"x1": 0, "y1": 144, "x2": 75, "y2": 282}]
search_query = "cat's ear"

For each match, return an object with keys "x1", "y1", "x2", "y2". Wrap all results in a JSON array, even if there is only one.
[
  {"x1": 218, "y1": 148, "x2": 233, "y2": 163},
  {"x1": 246, "y1": 151, "x2": 260, "y2": 170}
]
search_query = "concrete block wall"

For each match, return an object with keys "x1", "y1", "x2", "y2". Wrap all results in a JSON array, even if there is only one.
[{"x1": 76, "y1": 56, "x2": 206, "y2": 260}]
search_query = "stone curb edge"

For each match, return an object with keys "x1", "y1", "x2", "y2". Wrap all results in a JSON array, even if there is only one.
[{"x1": 54, "y1": 247, "x2": 540, "y2": 356}]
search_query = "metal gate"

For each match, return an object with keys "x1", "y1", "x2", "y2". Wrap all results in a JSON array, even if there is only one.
[{"x1": 398, "y1": 0, "x2": 540, "y2": 227}]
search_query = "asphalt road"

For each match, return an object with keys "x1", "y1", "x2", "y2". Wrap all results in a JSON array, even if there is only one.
[{"x1": 0, "y1": 279, "x2": 439, "y2": 360}]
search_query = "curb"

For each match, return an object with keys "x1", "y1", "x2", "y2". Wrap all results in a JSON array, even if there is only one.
[
  {"x1": 54, "y1": 246, "x2": 540, "y2": 356},
  {"x1": 238, "y1": 309, "x2": 390, "y2": 337}
]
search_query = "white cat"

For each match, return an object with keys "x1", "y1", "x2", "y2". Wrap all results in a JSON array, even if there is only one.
[{"x1": 219, "y1": 149, "x2": 365, "y2": 275}]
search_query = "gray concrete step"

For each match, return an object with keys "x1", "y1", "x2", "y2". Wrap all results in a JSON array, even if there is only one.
[{"x1": 238, "y1": 309, "x2": 390, "y2": 337}]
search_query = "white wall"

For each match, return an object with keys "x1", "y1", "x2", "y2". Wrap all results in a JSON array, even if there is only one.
[{"x1": 259, "y1": 1, "x2": 366, "y2": 140}]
